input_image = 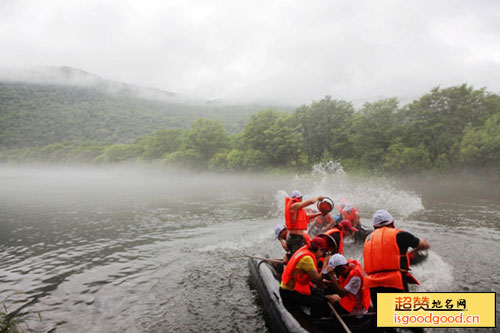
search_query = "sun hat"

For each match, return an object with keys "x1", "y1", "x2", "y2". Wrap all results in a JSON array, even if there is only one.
[
  {"x1": 338, "y1": 219, "x2": 358, "y2": 232},
  {"x1": 372, "y1": 209, "x2": 394, "y2": 227},
  {"x1": 274, "y1": 224, "x2": 286, "y2": 240},
  {"x1": 329, "y1": 253, "x2": 348, "y2": 269},
  {"x1": 310, "y1": 236, "x2": 328, "y2": 251},
  {"x1": 322, "y1": 253, "x2": 348, "y2": 274}
]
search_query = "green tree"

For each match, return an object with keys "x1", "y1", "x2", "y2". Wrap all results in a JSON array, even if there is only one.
[
  {"x1": 99, "y1": 143, "x2": 144, "y2": 163},
  {"x1": 294, "y1": 96, "x2": 354, "y2": 163},
  {"x1": 384, "y1": 141, "x2": 431, "y2": 172},
  {"x1": 183, "y1": 119, "x2": 229, "y2": 160},
  {"x1": 242, "y1": 109, "x2": 281, "y2": 151},
  {"x1": 263, "y1": 113, "x2": 302, "y2": 166},
  {"x1": 241, "y1": 109, "x2": 302, "y2": 167},
  {"x1": 142, "y1": 128, "x2": 183, "y2": 160},
  {"x1": 164, "y1": 149, "x2": 204, "y2": 167},
  {"x1": 349, "y1": 98, "x2": 401, "y2": 170},
  {"x1": 400, "y1": 84, "x2": 500, "y2": 169},
  {"x1": 460, "y1": 113, "x2": 500, "y2": 168}
]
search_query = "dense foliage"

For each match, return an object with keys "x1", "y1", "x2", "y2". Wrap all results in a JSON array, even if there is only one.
[
  {"x1": 0, "y1": 82, "x2": 264, "y2": 148},
  {"x1": 1, "y1": 83, "x2": 499, "y2": 174}
]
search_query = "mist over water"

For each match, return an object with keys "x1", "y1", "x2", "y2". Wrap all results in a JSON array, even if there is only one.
[{"x1": 1, "y1": 165, "x2": 498, "y2": 332}]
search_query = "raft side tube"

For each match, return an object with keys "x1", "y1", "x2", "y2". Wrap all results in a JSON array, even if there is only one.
[{"x1": 248, "y1": 257, "x2": 308, "y2": 333}]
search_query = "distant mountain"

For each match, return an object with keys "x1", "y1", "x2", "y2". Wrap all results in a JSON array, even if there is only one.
[
  {"x1": 0, "y1": 66, "x2": 177, "y2": 102},
  {"x1": 0, "y1": 79, "x2": 273, "y2": 149}
]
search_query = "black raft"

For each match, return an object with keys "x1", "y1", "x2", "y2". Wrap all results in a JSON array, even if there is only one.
[{"x1": 248, "y1": 257, "x2": 375, "y2": 333}]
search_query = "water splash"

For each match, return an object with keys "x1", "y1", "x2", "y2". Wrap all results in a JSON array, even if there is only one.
[
  {"x1": 311, "y1": 161, "x2": 346, "y2": 177},
  {"x1": 275, "y1": 161, "x2": 424, "y2": 219},
  {"x1": 412, "y1": 251, "x2": 454, "y2": 292}
]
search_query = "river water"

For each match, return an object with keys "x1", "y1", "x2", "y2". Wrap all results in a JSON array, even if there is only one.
[{"x1": 0, "y1": 165, "x2": 498, "y2": 332}]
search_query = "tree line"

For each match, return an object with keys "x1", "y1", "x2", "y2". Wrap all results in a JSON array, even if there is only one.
[{"x1": 1, "y1": 84, "x2": 499, "y2": 174}]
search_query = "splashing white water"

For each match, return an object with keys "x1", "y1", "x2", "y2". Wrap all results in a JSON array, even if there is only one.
[
  {"x1": 412, "y1": 251, "x2": 454, "y2": 291},
  {"x1": 276, "y1": 161, "x2": 424, "y2": 219},
  {"x1": 311, "y1": 161, "x2": 346, "y2": 177}
]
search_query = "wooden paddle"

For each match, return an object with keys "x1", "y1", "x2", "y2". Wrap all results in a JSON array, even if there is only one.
[
  {"x1": 339, "y1": 311, "x2": 376, "y2": 317},
  {"x1": 327, "y1": 301, "x2": 352, "y2": 333},
  {"x1": 244, "y1": 254, "x2": 284, "y2": 264}
]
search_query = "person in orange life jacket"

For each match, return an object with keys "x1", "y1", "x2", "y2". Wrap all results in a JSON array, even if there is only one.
[
  {"x1": 363, "y1": 210, "x2": 430, "y2": 312},
  {"x1": 274, "y1": 224, "x2": 311, "y2": 261},
  {"x1": 320, "y1": 219, "x2": 358, "y2": 255},
  {"x1": 285, "y1": 190, "x2": 323, "y2": 256},
  {"x1": 321, "y1": 254, "x2": 371, "y2": 315},
  {"x1": 275, "y1": 225, "x2": 314, "y2": 249},
  {"x1": 274, "y1": 224, "x2": 289, "y2": 252},
  {"x1": 279, "y1": 237, "x2": 332, "y2": 319},
  {"x1": 307, "y1": 198, "x2": 335, "y2": 237},
  {"x1": 338, "y1": 203, "x2": 371, "y2": 242},
  {"x1": 307, "y1": 211, "x2": 335, "y2": 237},
  {"x1": 340, "y1": 203, "x2": 361, "y2": 229},
  {"x1": 333, "y1": 200, "x2": 347, "y2": 224}
]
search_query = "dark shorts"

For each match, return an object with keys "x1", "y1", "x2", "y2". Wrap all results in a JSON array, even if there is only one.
[
  {"x1": 286, "y1": 234, "x2": 306, "y2": 256},
  {"x1": 279, "y1": 287, "x2": 331, "y2": 319},
  {"x1": 370, "y1": 286, "x2": 405, "y2": 311}
]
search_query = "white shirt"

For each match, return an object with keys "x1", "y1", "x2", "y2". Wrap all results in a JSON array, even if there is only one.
[{"x1": 343, "y1": 275, "x2": 368, "y2": 314}]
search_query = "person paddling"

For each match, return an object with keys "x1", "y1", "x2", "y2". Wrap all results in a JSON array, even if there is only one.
[
  {"x1": 284, "y1": 190, "x2": 323, "y2": 255},
  {"x1": 363, "y1": 210, "x2": 430, "y2": 314}
]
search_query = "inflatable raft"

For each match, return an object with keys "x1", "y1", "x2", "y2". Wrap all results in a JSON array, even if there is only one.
[{"x1": 248, "y1": 257, "x2": 375, "y2": 333}]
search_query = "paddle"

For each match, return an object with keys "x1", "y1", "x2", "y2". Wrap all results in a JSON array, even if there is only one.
[
  {"x1": 339, "y1": 311, "x2": 376, "y2": 317},
  {"x1": 326, "y1": 301, "x2": 352, "y2": 333},
  {"x1": 244, "y1": 254, "x2": 284, "y2": 264}
]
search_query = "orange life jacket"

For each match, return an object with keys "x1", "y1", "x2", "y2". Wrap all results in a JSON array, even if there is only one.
[
  {"x1": 313, "y1": 215, "x2": 328, "y2": 227},
  {"x1": 363, "y1": 227, "x2": 419, "y2": 290},
  {"x1": 281, "y1": 246, "x2": 317, "y2": 295},
  {"x1": 284, "y1": 197, "x2": 309, "y2": 230},
  {"x1": 343, "y1": 207, "x2": 358, "y2": 222},
  {"x1": 338, "y1": 260, "x2": 371, "y2": 313},
  {"x1": 324, "y1": 227, "x2": 344, "y2": 254}
]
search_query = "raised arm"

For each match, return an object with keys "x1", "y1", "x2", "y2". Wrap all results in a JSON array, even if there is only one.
[{"x1": 290, "y1": 196, "x2": 323, "y2": 213}]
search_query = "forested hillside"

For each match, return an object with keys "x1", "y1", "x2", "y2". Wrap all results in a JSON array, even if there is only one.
[
  {"x1": 0, "y1": 82, "x2": 264, "y2": 148},
  {"x1": 1, "y1": 83, "x2": 499, "y2": 174}
]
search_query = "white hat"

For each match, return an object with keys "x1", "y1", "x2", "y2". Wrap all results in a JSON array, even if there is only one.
[
  {"x1": 322, "y1": 254, "x2": 347, "y2": 274},
  {"x1": 274, "y1": 224, "x2": 286, "y2": 240},
  {"x1": 372, "y1": 209, "x2": 394, "y2": 227},
  {"x1": 290, "y1": 190, "x2": 302, "y2": 198},
  {"x1": 344, "y1": 203, "x2": 353, "y2": 212}
]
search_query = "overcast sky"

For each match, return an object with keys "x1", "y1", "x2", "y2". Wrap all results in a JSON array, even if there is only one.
[{"x1": 1, "y1": 0, "x2": 500, "y2": 105}]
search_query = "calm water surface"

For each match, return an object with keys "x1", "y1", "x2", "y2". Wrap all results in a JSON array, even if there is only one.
[{"x1": 1, "y1": 166, "x2": 498, "y2": 332}]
